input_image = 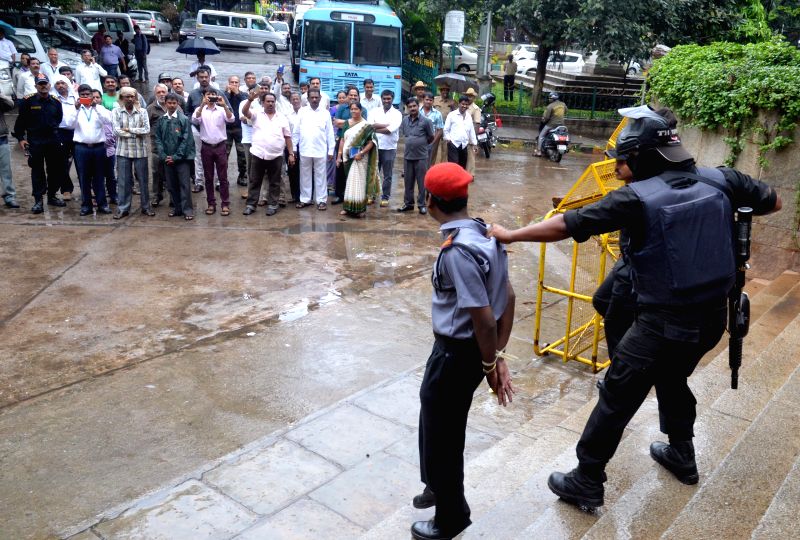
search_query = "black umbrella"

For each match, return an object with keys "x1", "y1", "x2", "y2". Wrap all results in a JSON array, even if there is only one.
[
  {"x1": 434, "y1": 73, "x2": 478, "y2": 94},
  {"x1": 176, "y1": 37, "x2": 220, "y2": 56}
]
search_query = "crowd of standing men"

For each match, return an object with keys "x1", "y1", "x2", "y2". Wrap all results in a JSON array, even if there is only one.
[{"x1": 1, "y1": 30, "x2": 489, "y2": 220}]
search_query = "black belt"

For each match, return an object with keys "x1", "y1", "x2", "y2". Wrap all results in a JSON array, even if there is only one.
[
  {"x1": 202, "y1": 140, "x2": 225, "y2": 148},
  {"x1": 75, "y1": 141, "x2": 104, "y2": 148}
]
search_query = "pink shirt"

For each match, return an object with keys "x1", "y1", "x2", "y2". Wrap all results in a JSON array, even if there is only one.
[
  {"x1": 193, "y1": 104, "x2": 232, "y2": 144},
  {"x1": 250, "y1": 110, "x2": 291, "y2": 161}
]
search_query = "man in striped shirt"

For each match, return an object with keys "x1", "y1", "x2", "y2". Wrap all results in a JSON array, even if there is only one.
[{"x1": 112, "y1": 87, "x2": 153, "y2": 219}]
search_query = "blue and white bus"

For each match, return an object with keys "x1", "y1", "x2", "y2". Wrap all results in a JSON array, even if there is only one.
[{"x1": 291, "y1": 0, "x2": 403, "y2": 106}]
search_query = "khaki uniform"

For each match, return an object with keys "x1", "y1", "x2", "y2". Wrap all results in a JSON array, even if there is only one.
[{"x1": 466, "y1": 102, "x2": 481, "y2": 174}]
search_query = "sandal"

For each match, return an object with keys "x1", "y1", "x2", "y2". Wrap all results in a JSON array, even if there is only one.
[
  {"x1": 296, "y1": 201, "x2": 311, "y2": 209},
  {"x1": 221, "y1": 206, "x2": 230, "y2": 216},
  {"x1": 168, "y1": 211, "x2": 180, "y2": 217},
  {"x1": 257, "y1": 199, "x2": 267, "y2": 206},
  {"x1": 205, "y1": 206, "x2": 216, "y2": 215},
  {"x1": 317, "y1": 202, "x2": 327, "y2": 211},
  {"x1": 185, "y1": 215, "x2": 194, "y2": 221}
]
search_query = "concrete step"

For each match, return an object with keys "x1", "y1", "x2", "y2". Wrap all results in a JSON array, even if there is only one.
[
  {"x1": 662, "y1": 341, "x2": 800, "y2": 539},
  {"x1": 751, "y1": 451, "x2": 800, "y2": 539},
  {"x1": 464, "y1": 280, "x2": 800, "y2": 538}
]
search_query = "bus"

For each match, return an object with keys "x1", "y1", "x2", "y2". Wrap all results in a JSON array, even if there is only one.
[{"x1": 292, "y1": 0, "x2": 403, "y2": 106}]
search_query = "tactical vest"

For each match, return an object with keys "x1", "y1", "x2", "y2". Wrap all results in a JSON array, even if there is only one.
[{"x1": 626, "y1": 167, "x2": 735, "y2": 306}]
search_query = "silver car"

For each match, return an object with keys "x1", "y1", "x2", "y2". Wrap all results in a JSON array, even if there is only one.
[{"x1": 129, "y1": 10, "x2": 173, "y2": 43}]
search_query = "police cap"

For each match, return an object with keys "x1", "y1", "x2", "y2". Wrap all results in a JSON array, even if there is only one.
[
  {"x1": 609, "y1": 105, "x2": 693, "y2": 163},
  {"x1": 425, "y1": 163, "x2": 473, "y2": 201},
  {"x1": 34, "y1": 73, "x2": 49, "y2": 85}
]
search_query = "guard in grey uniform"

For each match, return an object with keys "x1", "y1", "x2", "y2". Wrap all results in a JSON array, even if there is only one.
[{"x1": 411, "y1": 162, "x2": 516, "y2": 540}]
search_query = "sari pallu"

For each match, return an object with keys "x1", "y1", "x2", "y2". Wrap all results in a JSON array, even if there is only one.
[{"x1": 342, "y1": 121, "x2": 380, "y2": 215}]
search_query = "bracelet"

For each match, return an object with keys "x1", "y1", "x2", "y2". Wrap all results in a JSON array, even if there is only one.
[
  {"x1": 483, "y1": 363, "x2": 497, "y2": 375},
  {"x1": 482, "y1": 359, "x2": 496, "y2": 367}
]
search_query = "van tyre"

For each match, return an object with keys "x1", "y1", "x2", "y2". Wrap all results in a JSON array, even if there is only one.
[{"x1": 264, "y1": 42, "x2": 276, "y2": 54}]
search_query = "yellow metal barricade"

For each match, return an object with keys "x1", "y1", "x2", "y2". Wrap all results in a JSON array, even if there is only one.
[{"x1": 532, "y1": 119, "x2": 627, "y2": 372}]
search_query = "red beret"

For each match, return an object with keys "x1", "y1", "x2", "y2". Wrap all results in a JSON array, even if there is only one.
[{"x1": 424, "y1": 163, "x2": 473, "y2": 201}]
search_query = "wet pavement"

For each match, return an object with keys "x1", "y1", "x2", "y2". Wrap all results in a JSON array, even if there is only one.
[{"x1": 0, "y1": 42, "x2": 609, "y2": 538}]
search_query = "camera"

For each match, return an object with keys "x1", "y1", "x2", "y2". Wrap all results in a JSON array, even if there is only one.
[{"x1": 209, "y1": 96, "x2": 219, "y2": 103}]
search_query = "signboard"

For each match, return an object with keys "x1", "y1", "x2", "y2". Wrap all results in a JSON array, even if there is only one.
[{"x1": 443, "y1": 10, "x2": 465, "y2": 43}]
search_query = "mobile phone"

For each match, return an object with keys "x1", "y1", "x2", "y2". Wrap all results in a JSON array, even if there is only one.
[
  {"x1": 209, "y1": 96, "x2": 219, "y2": 103},
  {"x1": 79, "y1": 97, "x2": 93, "y2": 106}
]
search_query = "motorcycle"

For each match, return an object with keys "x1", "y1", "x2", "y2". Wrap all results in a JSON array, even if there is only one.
[
  {"x1": 478, "y1": 92, "x2": 498, "y2": 158},
  {"x1": 540, "y1": 125, "x2": 570, "y2": 163}
]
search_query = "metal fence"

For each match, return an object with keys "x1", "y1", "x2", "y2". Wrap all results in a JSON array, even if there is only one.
[{"x1": 491, "y1": 83, "x2": 641, "y2": 119}]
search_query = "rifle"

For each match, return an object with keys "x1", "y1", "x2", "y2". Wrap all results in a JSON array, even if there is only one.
[{"x1": 728, "y1": 207, "x2": 753, "y2": 389}]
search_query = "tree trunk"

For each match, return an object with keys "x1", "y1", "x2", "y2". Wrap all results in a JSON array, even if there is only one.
[{"x1": 531, "y1": 46, "x2": 551, "y2": 109}]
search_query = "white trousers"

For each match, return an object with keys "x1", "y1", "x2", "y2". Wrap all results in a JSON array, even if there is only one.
[
  {"x1": 300, "y1": 155, "x2": 328, "y2": 204},
  {"x1": 191, "y1": 126, "x2": 204, "y2": 184}
]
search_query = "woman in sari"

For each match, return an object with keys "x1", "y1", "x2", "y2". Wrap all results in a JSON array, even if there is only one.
[{"x1": 337, "y1": 102, "x2": 379, "y2": 217}]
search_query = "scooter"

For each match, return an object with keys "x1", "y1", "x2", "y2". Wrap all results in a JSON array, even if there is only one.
[
  {"x1": 478, "y1": 92, "x2": 498, "y2": 158},
  {"x1": 540, "y1": 125, "x2": 570, "y2": 163}
]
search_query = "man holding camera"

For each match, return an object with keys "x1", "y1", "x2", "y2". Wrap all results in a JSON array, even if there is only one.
[
  {"x1": 193, "y1": 88, "x2": 234, "y2": 216},
  {"x1": 69, "y1": 84, "x2": 113, "y2": 215}
]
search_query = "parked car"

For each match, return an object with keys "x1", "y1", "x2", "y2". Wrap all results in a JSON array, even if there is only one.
[
  {"x1": 196, "y1": 9, "x2": 288, "y2": 53},
  {"x1": 441, "y1": 43, "x2": 477, "y2": 72},
  {"x1": 69, "y1": 12, "x2": 136, "y2": 42},
  {"x1": 6, "y1": 28, "x2": 83, "y2": 97},
  {"x1": 511, "y1": 44, "x2": 537, "y2": 61},
  {"x1": 0, "y1": 59, "x2": 13, "y2": 98},
  {"x1": 179, "y1": 18, "x2": 196, "y2": 43},
  {"x1": 35, "y1": 26, "x2": 92, "y2": 55},
  {"x1": 269, "y1": 19, "x2": 290, "y2": 46},
  {"x1": 516, "y1": 52, "x2": 585, "y2": 75},
  {"x1": 129, "y1": 10, "x2": 173, "y2": 43}
]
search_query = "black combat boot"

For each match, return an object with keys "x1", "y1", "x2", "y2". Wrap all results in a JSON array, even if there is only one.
[
  {"x1": 650, "y1": 440, "x2": 699, "y2": 485},
  {"x1": 412, "y1": 485, "x2": 436, "y2": 509},
  {"x1": 547, "y1": 466, "x2": 606, "y2": 508},
  {"x1": 31, "y1": 199, "x2": 44, "y2": 214}
]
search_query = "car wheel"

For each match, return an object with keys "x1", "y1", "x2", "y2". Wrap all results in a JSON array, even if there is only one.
[
  {"x1": 626, "y1": 67, "x2": 636, "y2": 76},
  {"x1": 264, "y1": 42, "x2": 276, "y2": 54},
  {"x1": 156, "y1": 31, "x2": 162, "y2": 43},
  {"x1": 526, "y1": 69, "x2": 536, "y2": 76},
  {"x1": 456, "y1": 64, "x2": 470, "y2": 73}
]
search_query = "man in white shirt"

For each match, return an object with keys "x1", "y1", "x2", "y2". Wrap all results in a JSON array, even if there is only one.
[
  {"x1": 0, "y1": 28, "x2": 18, "y2": 63},
  {"x1": 276, "y1": 82, "x2": 293, "y2": 116},
  {"x1": 360, "y1": 78, "x2": 380, "y2": 114},
  {"x1": 241, "y1": 89, "x2": 294, "y2": 216},
  {"x1": 238, "y1": 78, "x2": 266, "y2": 200},
  {"x1": 443, "y1": 96, "x2": 478, "y2": 170},
  {"x1": 75, "y1": 49, "x2": 107, "y2": 91},
  {"x1": 301, "y1": 76, "x2": 330, "y2": 109},
  {"x1": 239, "y1": 71, "x2": 257, "y2": 94},
  {"x1": 292, "y1": 89, "x2": 334, "y2": 210},
  {"x1": 369, "y1": 89, "x2": 402, "y2": 207},
  {"x1": 41, "y1": 48, "x2": 67, "y2": 78},
  {"x1": 270, "y1": 65, "x2": 287, "y2": 95},
  {"x1": 283, "y1": 92, "x2": 302, "y2": 203},
  {"x1": 16, "y1": 57, "x2": 41, "y2": 99},
  {"x1": 68, "y1": 83, "x2": 113, "y2": 215},
  {"x1": 189, "y1": 53, "x2": 218, "y2": 89},
  {"x1": 52, "y1": 75, "x2": 77, "y2": 200},
  {"x1": 171, "y1": 77, "x2": 190, "y2": 100}
]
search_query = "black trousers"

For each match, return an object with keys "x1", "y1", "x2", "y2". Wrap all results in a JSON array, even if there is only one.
[
  {"x1": 503, "y1": 75, "x2": 516, "y2": 101},
  {"x1": 285, "y1": 146, "x2": 300, "y2": 202},
  {"x1": 419, "y1": 334, "x2": 484, "y2": 534},
  {"x1": 447, "y1": 142, "x2": 468, "y2": 169},
  {"x1": 248, "y1": 154, "x2": 284, "y2": 207},
  {"x1": 165, "y1": 160, "x2": 193, "y2": 216},
  {"x1": 28, "y1": 142, "x2": 64, "y2": 200},
  {"x1": 592, "y1": 259, "x2": 635, "y2": 358},
  {"x1": 576, "y1": 304, "x2": 726, "y2": 474},
  {"x1": 57, "y1": 128, "x2": 75, "y2": 194},
  {"x1": 334, "y1": 155, "x2": 347, "y2": 198}
]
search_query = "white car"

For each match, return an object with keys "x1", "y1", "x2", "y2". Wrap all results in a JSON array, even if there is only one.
[
  {"x1": 516, "y1": 52, "x2": 585, "y2": 76},
  {"x1": 129, "y1": 10, "x2": 173, "y2": 43},
  {"x1": 511, "y1": 44, "x2": 537, "y2": 62},
  {"x1": 269, "y1": 19, "x2": 290, "y2": 44},
  {"x1": 0, "y1": 60, "x2": 13, "y2": 99},
  {"x1": 442, "y1": 43, "x2": 477, "y2": 72}
]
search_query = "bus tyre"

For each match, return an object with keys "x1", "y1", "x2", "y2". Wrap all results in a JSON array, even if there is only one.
[{"x1": 264, "y1": 42, "x2": 276, "y2": 54}]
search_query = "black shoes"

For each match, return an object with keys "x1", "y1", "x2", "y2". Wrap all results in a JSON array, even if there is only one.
[
  {"x1": 396, "y1": 204, "x2": 414, "y2": 212},
  {"x1": 113, "y1": 210, "x2": 129, "y2": 220},
  {"x1": 141, "y1": 208, "x2": 155, "y2": 216},
  {"x1": 411, "y1": 519, "x2": 467, "y2": 540},
  {"x1": 330, "y1": 196, "x2": 343, "y2": 205},
  {"x1": 237, "y1": 177, "x2": 247, "y2": 186},
  {"x1": 79, "y1": 207, "x2": 92, "y2": 216},
  {"x1": 243, "y1": 206, "x2": 255, "y2": 215},
  {"x1": 265, "y1": 206, "x2": 277, "y2": 216},
  {"x1": 650, "y1": 440, "x2": 699, "y2": 485},
  {"x1": 31, "y1": 200, "x2": 44, "y2": 214},
  {"x1": 419, "y1": 207, "x2": 428, "y2": 215},
  {"x1": 547, "y1": 467, "x2": 606, "y2": 508},
  {"x1": 98, "y1": 206, "x2": 113, "y2": 214},
  {"x1": 47, "y1": 197, "x2": 66, "y2": 207},
  {"x1": 412, "y1": 486, "x2": 436, "y2": 509},
  {"x1": 4, "y1": 200, "x2": 20, "y2": 208}
]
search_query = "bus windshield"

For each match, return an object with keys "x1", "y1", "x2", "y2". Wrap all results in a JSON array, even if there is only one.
[
  {"x1": 353, "y1": 24, "x2": 400, "y2": 66},
  {"x1": 303, "y1": 20, "x2": 351, "y2": 63}
]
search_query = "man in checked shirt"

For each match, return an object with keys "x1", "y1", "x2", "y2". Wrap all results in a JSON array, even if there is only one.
[{"x1": 112, "y1": 87, "x2": 153, "y2": 219}]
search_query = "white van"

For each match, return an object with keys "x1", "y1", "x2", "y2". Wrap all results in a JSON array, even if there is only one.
[{"x1": 196, "y1": 10, "x2": 288, "y2": 54}]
